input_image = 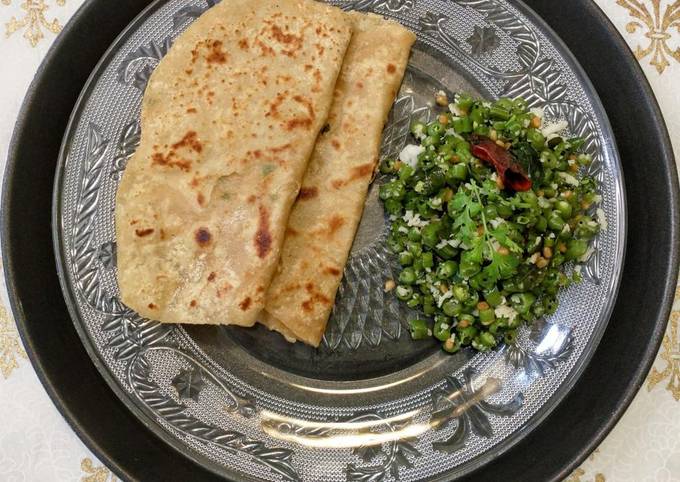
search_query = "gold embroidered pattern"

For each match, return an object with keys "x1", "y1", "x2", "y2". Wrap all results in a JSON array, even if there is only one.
[
  {"x1": 617, "y1": 0, "x2": 680, "y2": 74},
  {"x1": 565, "y1": 468, "x2": 606, "y2": 482},
  {"x1": 647, "y1": 302, "x2": 680, "y2": 400},
  {"x1": 0, "y1": 302, "x2": 27, "y2": 379},
  {"x1": 3, "y1": 0, "x2": 66, "y2": 47},
  {"x1": 81, "y1": 457, "x2": 117, "y2": 482}
]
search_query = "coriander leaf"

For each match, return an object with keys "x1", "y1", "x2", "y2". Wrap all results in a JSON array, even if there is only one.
[
  {"x1": 511, "y1": 141, "x2": 541, "y2": 181},
  {"x1": 461, "y1": 237, "x2": 484, "y2": 264},
  {"x1": 490, "y1": 224, "x2": 523, "y2": 254},
  {"x1": 449, "y1": 189, "x2": 472, "y2": 213},
  {"x1": 483, "y1": 251, "x2": 520, "y2": 282},
  {"x1": 450, "y1": 191, "x2": 478, "y2": 246}
]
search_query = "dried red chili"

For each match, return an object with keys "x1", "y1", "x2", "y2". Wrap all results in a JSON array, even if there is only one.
[{"x1": 470, "y1": 135, "x2": 532, "y2": 192}]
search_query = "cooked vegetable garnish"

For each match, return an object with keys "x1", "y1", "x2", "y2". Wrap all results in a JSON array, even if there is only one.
[
  {"x1": 470, "y1": 135, "x2": 532, "y2": 192},
  {"x1": 380, "y1": 94, "x2": 603, "y2": 353}
]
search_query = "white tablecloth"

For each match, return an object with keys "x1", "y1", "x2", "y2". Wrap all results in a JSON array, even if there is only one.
[{"x1": 0, "y1": 1, "x2": 678, "y2": 480}]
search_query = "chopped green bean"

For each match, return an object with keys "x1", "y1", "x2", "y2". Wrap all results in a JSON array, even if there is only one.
[
  {"x1": 433, "y1": 315, "x2": 453, "y2": 341},
  {"x1": 398, "y1": 251, "x2": 414, "y2": 266},
  {"x1": 437, "y1": 260, "x2": 458, "y2": 279},
  {"x1": 396, "y1": 285, "x2": 413, "y2": 301},
  {"x1": 442, "y1": 299, "x2": 463, "y2": 317},
  {"x1": 399, "y1": 267, "x2": 417, "y2": 285},
  {"x1": 409, "y1": 319, "x2": 431, "y2": 340},
  {"x1": 479, "y1": 308, "x2": 496, "y2": 326}
]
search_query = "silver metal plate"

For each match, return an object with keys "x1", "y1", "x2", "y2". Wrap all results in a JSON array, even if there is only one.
[{"x1": 53, "y1": 0, "x2": 626, "y2": 480}]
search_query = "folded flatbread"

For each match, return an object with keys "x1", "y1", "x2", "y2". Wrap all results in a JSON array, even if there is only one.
[
  {"x1": 115, "y1": 0, "x2": 352, "y2": 326},
  {"x1": 261, "y1": 13, "x2": 416, "y2": 346}
]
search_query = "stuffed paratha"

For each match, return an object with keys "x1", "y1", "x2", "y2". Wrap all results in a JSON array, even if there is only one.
[
  {"x1": 261, "y1": 13, "x2": 415, "y2": 346},
  {"x1": 115, "y1": 0, "x2": 352, "y2": 327}
]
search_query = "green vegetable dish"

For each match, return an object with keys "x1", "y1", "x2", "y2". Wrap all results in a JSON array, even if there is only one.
[{"x1": 379, "y1": 93, "x2": 604, "y2": 354}]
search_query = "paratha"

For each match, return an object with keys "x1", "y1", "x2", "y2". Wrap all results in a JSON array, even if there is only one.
[
  {"x1": 261, "y1": 13, "x2": 416, "y2": 346},
  {"x1": 115, "y1": 0, "x2": 352, "y2": 327}
]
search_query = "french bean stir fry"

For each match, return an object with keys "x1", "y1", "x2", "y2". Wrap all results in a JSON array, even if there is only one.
[{"x1": 379, "y1": 94, "x2": 603, "y2": 353}]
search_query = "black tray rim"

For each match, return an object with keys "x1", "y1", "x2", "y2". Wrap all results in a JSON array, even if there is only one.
[
  {"x1": 51, "y1": 0, "x2": 630, "y2": 478},
  {"x1": 510, "y1": 2, "x2": 678, "y2": 478},
  {"x1": 2, "y1": 0, "x2": 678, "y2": 481}
]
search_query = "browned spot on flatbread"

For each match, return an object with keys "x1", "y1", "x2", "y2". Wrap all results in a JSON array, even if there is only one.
[
  {"x1": 270, "y1": 24, "x2": 303, "y2": 48},
  {"x1": 356, "y1": 81, "x2": 364, "y2": 89},
  {"x1": 268, "y1": 24, "x2": 304, "y2": 57},
  {"x1": 387, "y1": 63, "x2": 396, "y2": 74},
  {"x1": 197, "y1": 193, "x2": 205, "y2": 206},
  {"x1": 326, "y1": 165, "x2": 373, "y2": 189},
  {"x1": 293, "y1": 95, "x2": 315, "y2": 119},
  {"x1": 300, "y1": 282, "x2": 331, "y2": 312},
  {"x1": 297, "y1": 186, "x2": 319, "y2": 200},
  {"x1": 331, "y1": 139, "x2": 341, "y2": 150},
  {"x1": 160, "y1": 229, "x2": 167, "y2": 240},
  {"x1": 285, "y1": 118, "x2": 313, "y2": 130},
  {"x1": 269, "y1": 143, "x2": 291, "y2": 154},
  {"x1": 247, "y1": 194, "x2": 257, "y2": 204},
  {"x1": 216, "y1": 282, "x2": 232, "y2": 298},
  {"x1": 325, "y1": 266, "x2": 341, "y2": 276},
  {"x1": 349, "y1": 163, "x2": 374, "y2": 182},
  {"x1": 239, "y1": 297, "x2": 252, "y2": 311},
  {"x1": 151, "y1": 152, "x2": 192, "y2": 172},
  {"x1": 152, "y1": 131, "x2": 203, "y2": 172},
  {"x1": 285, "y1": 227, "x2": 299, "y2": 237},
  {"x1": 195, "y1": 227, "x2": 211, "y2": 247},
  {"x1": 267, "y1": 91, "x2": 288, "y2": 119},
  {"x1": 238, "y1": 38, "x2": 249, "y2": 50},
  {"x1": 207, "y1": 272, "x2": 216, "y2": 282},
  {"x1": 255, "y1": 205, "x2": 272, "y2": 258},
  {"x1": 206, "y1": 40, "x2": 228, "y2": 64},
  {"x1": 135, "y1": 228, "x2": 155, "y2": 237},
  {"x1": 327, "y1": 215, "x2": 345, "y2": 235},
  {"x1": 281, "y1": 283, "x2": 301, "y2": 293},
  {"x1": 255, "y1": 39, "x2": 275, "y2": 57},
  {"x1": 148, "y1": 303, "x2": 157, "y2": 310},
  {"x1": 312, "y1": 69, "x2": 322, "y2": 92},
  {"x1": 284, "y1": 95, "x2": 315, "y2": 131},
  {"x1": 190, "y1": 300, "x2": 197, "y2": 308},
  {"x1": 186, "y1": 107, "x2": 197, "y2": 114}
]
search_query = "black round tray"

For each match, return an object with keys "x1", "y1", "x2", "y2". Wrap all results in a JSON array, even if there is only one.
[{"x1": 2, "y1": 0, "x2": 678, "y2": 480}]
